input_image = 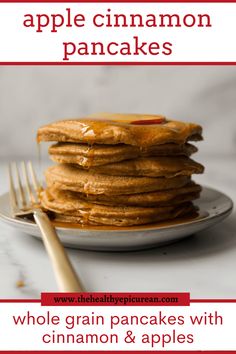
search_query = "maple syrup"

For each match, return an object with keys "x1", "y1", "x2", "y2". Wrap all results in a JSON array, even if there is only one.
[{"x1": 51, "y1": 210, "x2": 208, "y2": 231}]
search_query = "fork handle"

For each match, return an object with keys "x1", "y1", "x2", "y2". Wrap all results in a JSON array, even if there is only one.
[{"x1": 33, "y1": 210, "x2": 84, "y2": 292}]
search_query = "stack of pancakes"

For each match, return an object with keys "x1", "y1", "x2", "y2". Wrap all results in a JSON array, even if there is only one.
[{"x1": 37, "y1": 113, "x2": 204, "y2": 227}]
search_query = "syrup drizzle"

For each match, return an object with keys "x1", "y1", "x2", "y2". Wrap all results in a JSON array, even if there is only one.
[{"x1": 51, "y1": 210, "x2": 209, "y2": 231}]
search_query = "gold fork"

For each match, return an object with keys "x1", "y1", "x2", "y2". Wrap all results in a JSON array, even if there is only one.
[{"x1": 8, "y1": 161, "x2": 84, "y2": 292}]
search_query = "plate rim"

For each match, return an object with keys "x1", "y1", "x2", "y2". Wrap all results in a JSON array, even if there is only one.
[{"x1": 0, "y1": 186, "x2": 233, "y2": 234}]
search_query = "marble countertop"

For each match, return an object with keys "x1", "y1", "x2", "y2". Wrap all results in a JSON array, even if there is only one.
[{"x1": 0, "y1": 155, "x2": 235, "y2": 299}]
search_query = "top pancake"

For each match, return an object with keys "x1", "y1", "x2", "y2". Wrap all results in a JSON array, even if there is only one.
[{"x1": 37, "y1": 113, "x2": 203, "y2": 148}]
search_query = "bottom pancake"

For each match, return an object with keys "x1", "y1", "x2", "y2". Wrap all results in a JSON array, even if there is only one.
[{"x1": 41, "y1": 189, "x2": 196, "y2": 226}]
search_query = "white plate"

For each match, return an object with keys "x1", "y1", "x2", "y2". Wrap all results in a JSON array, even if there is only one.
[{"x1": 0, "y1": 187, "x2": 233, "y2": 251}]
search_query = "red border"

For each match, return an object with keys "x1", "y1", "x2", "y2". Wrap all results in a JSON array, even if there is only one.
[
  {"x1": 1, "y1": 0, "x2": 236, "y2": 2},
  {"x1": 0, "y1": 352, "x2": 235, "y2": 353},
  {"x1": 0, "y1": 299, "x2": 236, "y2": 302},
  {"x1": 0, "y1": 62, "x2": 236, "y2": 66},
  {"x1": 191, "y1": 299, "x2": 236, "y2": 303},
  {"x1": 0, "y1": 1, "x2": 235, "y2": 64},
  {"x1": 0, "y1": 350, "x2": 235, "y2": 353},
  {"x1": 0, "y1": 299, "x2": 41, "y2": 303},
  {"x1": 0, "y1": 298, "x2": 235, "y2": 352}
]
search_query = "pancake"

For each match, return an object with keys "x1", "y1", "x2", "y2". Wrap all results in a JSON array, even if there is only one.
[
  {"x1": 37, "y1": 113, "x2": 203, "y2": 147},
  {"x1": 48, "y1": 182, "x2": 201, "y2": 207},
  {"x1": 83, "y1": 157, "x2": 204, "y2": 177},
  {"x1": 45, "y1": 164, "x2": 191, "y2": 195},
  {"x1": 49, "y1": 142, "x2": 198, "y2": 167},
  {"x1": 41, "y1": 189, "x2": 195, "y2": 226}
]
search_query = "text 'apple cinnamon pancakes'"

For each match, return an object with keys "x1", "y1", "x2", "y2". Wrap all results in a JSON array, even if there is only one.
[{"x1": 38, "y1": 113, "x2": 204, "y2": 227}]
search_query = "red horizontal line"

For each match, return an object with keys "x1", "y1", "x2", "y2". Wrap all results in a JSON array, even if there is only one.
[
  {"x1": 0, "y1": 62, "x2": 236, "y2": 66},
  {"x1": 1, "y1": 0, "x2": 236, "y2": 2},
  {"x1": 0, "y1": 299, "x2": 236, "y2": 302},
  {"x1": 0, "y1": 299, "x2": 40, "y2": 303},
  {"x1": 190, "y1": 299, "x2": 236, "y2": 303},
  {"x1": 1, "y1": 351, "x2": 235, "y2": 353},
  {"x1": 0, "y1": 352, "x2": 235, "y2": 354}
]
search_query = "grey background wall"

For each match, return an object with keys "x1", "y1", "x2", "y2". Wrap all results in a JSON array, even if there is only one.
[{"x1": 0, "y1": 66, "x2": 235, "y2": 160}]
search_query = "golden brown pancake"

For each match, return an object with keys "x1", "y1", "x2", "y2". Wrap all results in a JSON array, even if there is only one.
[
  {"x1": 41, "y1": 188, "x2": 195, "y2": 226},
  {"x1": 49, "y1": 142, "x2": 198, "y2": 167},
  {"x1": 45, "y1": 164, "x2": 191, "y2": 195},
  {"x1": 48, "y1": 182, "x2": 201, "y2": 207},
  {"x1": 82, "y1": 157, "x2": 204, "y2": 177},
  {"x1": 49, "y1": 183, "x2": 201, "y2": 208},
  {"x1": 37, "y1": 113, "x2": 202, "y2": 147}
]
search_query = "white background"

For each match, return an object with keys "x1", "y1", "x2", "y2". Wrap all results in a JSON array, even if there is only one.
[
  {"x1": 0, "y1": 65, "x2": 235, "y2": 159},
  {"x1": 0, "y1": 3, "x2": 236, "y2": 62},
  {"x1": 0, "y1": 302, "x2": 235, "y2": 350}
]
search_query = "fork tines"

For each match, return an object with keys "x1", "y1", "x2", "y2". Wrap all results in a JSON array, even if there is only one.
[{"x1": 8, "y1": 161, "x2": 41, "y2": 215}]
